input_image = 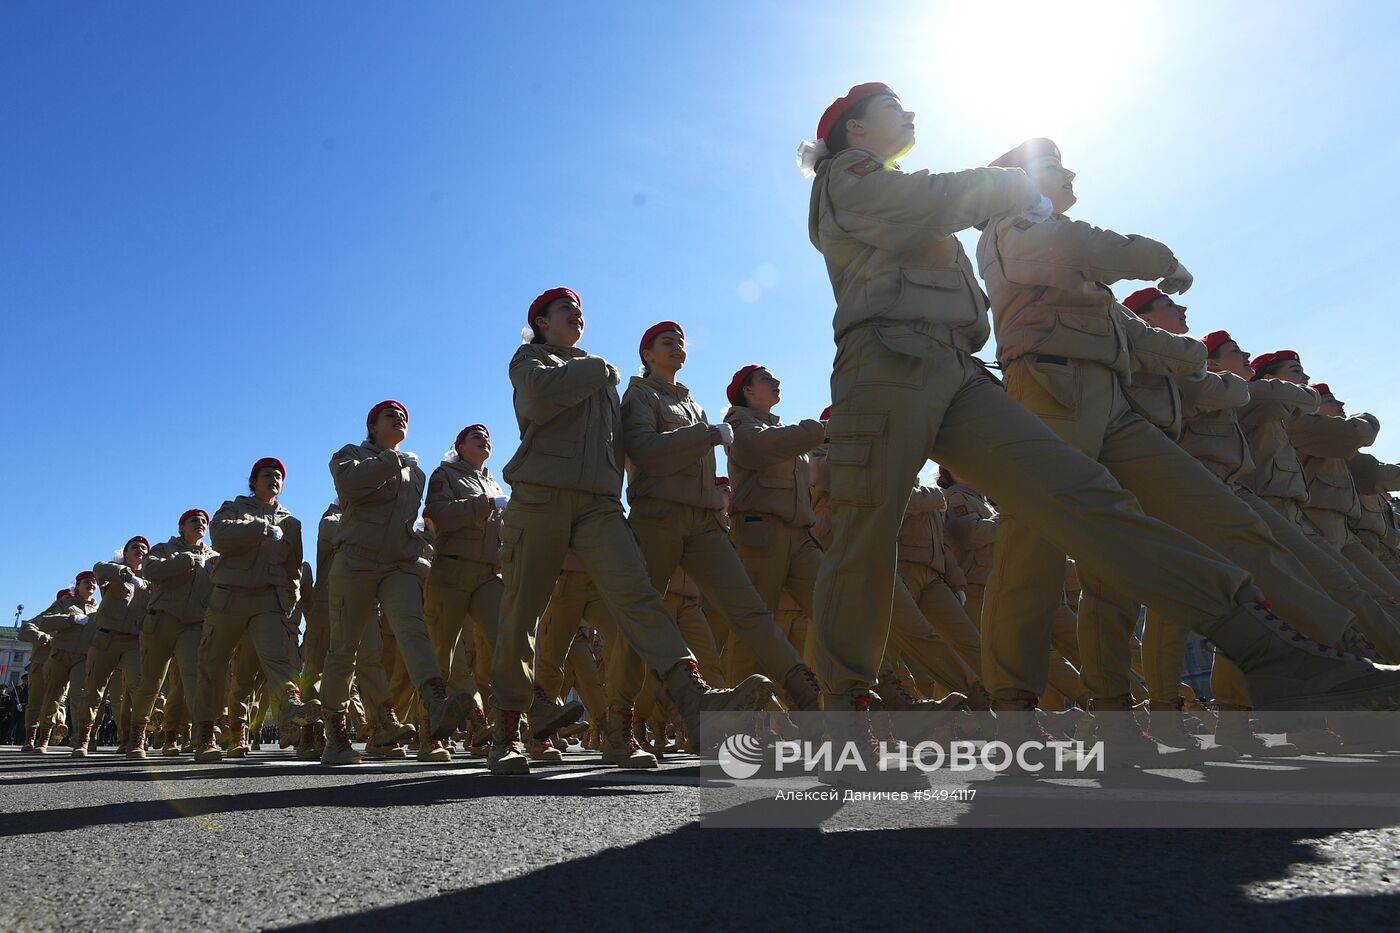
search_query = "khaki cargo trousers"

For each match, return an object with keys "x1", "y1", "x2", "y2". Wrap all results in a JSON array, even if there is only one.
[
  {"x1": 993, "y1": 356, "x2": 1353, "y2": 702},
  {"x1": 130, "y1": 610, "x2": 202, "y2": 727},
  {"x1": 633, "y1": 498, "x2": 804, "y2": 692},
  {"x1": 813, "y1": 324, "x2": 1255, "y2": 700},
  {"x1": 423, "y1": 555, "x2": 502, "y2": 706},
  {"x1": 76, "y1": 629, "x2": 140, "y2": 733},
  {"x1": 193, "y1": 587, "x2": 303, "y2": 723},
  {"x1": 321, "y1": 552, "x2": 445, "y2": 717},
  {"x1": 491, "y1": 483, "x2": 693, "y2": 713}
]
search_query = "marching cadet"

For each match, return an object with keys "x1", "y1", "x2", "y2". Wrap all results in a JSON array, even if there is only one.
[
  {"x1": 801, "y1": 82, "x2": 1400, "y2": 783},
  {"x1": 191, "y1": 458, "x2": 308, "y2": 762},
  {"x1": 1289, "y1": 382, "x2": 1400, "y2": 605},
  {"x1": 1122, "y1": 310, "x2": 1391, "y2": 752},
  {"x1": 295, "y1": 500, "x2": 340, "y2": 759},
  {"x1": 1246, "y1": 351, "x2": 1400, "y2": 640},
  {"x1": 1236, "y1": 347, "x2": 1400, "y2": 628},
  {"x1": 489, "y1": 287, "x2": 772, "y2": 775},
  {"x1": 321, "y1": 403, "x2": 475, "y2": 765},
  {"x1": 974, "y1": 138, "x2": 1392, "y2": 763},
  {"x1": 71, "y1": 537, "x2": 152, "y2": 755},
  {"x1": 16, "y1": 590, "x2": 64, "y2": 752},
  {"x1": 19, "y1": 578, "x2": 96, "y2": 752},
  {"x1": 624, "y1": 327, "x2": 820, "y2": 716},
  {"x1": 127, "y1": 509, "x2": 216, "y2": 758},
  {"x1": 1350, "y1": 453, "x2": 1400, "y2": 575},
  {"x1": 421, "y1": 423, "x2": 508, "y2": 762},
  {"x1": 718, "y1": 362, "x2": 828, "y2": 697}
]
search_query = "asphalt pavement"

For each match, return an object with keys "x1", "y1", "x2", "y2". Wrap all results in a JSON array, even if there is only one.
[{"x1": 2, "y1": 743, "x2": 1398, "y2": 931}]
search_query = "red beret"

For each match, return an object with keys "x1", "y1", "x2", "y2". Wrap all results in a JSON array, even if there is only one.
[
  {"x1": 817, "y1": 82, "x2": 895, "y2": 142},
  {"x1": 455, "y1": 423, "x2": 490, "y2": 446},
  {"x1": 75, "y1": 570, "x2": 95, "y2": 583},
  {"x1": 1309, "y1": 382, "x2": 1334, "y2": 398},
  {"x1": 639, "y1": 321, "x2": 684, "y2": 357},
  {"x1": 366, "y1": 400, "x2": 408, "y2": 429},
  {"x1": 251, "y1": 456, "x2": 287, "y2": 479},
  {"x1": 1250, "y1": 350, "x2": 1299, "y2": 374},
  {"x1": 715, "y1": 476, "x2": 730, "y2": 486},
  {"x1": 57, "y1": 588, "x2": 74, "y2": 599},
  {"x1": 1122, "y1": 286, "x2": 1167, "y2": 315},
  {"x1": 1202, "y1": 330, "x2": 1233, "y2": 355},
  {"x1": 726, "y1": 364, "x2": 764, "y2": 406},
  {"x1": 179, "y1": 508, "x2": 209, "y2": 527},
  {"x1": 989, "y1": 137, "x2": 1062, "y2": 169},
  {"x1": 528, "y1": 287, "x2": 581, "y2": 326},
  {"x1": 125, "y1": 536, "x2": 150, "y2": 551},
  {"x1": 820, "y1": 405, "x2": 832, "y2": 420}
]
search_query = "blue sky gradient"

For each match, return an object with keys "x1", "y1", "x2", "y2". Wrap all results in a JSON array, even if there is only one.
[{"x1": 4, "y1": 1, "x2": 1398, "y2": 618}]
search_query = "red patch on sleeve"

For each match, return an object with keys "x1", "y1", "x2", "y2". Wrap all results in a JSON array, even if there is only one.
[
  {"x1": 846, "y1": 157, "x2": 882, "y2": 177},
  {"x1": 955, "y1": 505, "x2": 969, "y2": 516}
]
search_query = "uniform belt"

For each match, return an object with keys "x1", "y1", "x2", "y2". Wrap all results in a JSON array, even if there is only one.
[
  {"x1": 841, "y1": 318, "x2": 976, "y2": 354},
  {"x1": 1034, "y1": 353, "x2": 1069, "y2": 365}
]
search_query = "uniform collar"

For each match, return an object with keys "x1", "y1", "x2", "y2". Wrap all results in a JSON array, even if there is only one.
[{"x1": 634, "y1": 373, "x2": 690, "y2": 400}]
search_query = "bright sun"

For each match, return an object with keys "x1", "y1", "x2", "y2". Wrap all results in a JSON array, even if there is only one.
[{"x1": 897, "y1": 0, "x2": 1148, "y2": 143}]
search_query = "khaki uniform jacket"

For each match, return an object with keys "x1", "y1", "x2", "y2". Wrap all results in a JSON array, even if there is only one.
[
  {"x1": 1289, "y1": 412, "x2": 1381, "y2": 522},
  {"x1": 34, "y1": 594, "x2": 100, "y2": 655},
  {"x1": 621, "y1": 375, "x2": 723, "y2": 511},
  {"x1": 1175, "y1": 371, "x2": 1255, "y2": 487},
  {"x1": 724, "y1": 406, "x2": 825, "y2": 529},
  {"x1": 1129, "y1": 368, "x2": 1248, "y2": 444},
  {"x1": 1239, "y1": 380, "x2": 1321, "y2": 503},
  {"x1": 144, "y1": 536, "x2": 217, "y2": 623},
  {"x1": 313, "y1": 504, "x2": 341, "y2": 604},
  {"x1": 209, "y1": 496, "x2": 303, "y2": 606},
  {"x1": 503, "y1": 343, "x2": 623, "y2": 497},
  {"x1": 944, "y1": 483, "x2": 998, "y2": 586},
  {"x1": 977, "y1": 213, "x2": 1200, "y2": 385},
  {"x1": 330, "y1": 442, "x2": 427, "y2": 565},
  {"x1": 424, "y1": 459, "x2": 505, "y2": 565},
  {"x1": 1349, "y1": 454, "x2": 1400, "y2": 539},
  {"x1": 808, "y1": 147, "x2": 1041, "y2": 345},
  {"x1": 89, "y1": 560, "x2": 152, "y2": 636},
  {"x1": 898, "y1": 485, "x2": 966, "y2": 584}
]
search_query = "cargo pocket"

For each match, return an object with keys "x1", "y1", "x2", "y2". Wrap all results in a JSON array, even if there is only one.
[
  {"x1": 853, "y1": 326, "x2": 930, "y2": 389},
  {"x1": 207, "y1": 586, "x2": 231, "y2": 611},
  {"x1": 826, "y1": 412, "x2": 887, "y2": 508},
  {"x1": 508, "y1": 484, "x2": 554, "y2": 511},
  {"x1": 1011, "y1": 356, "x2": 1080, "y2": 419},
  {"x1": 735, "y1": 516, "x2": 770, "y2": 550},
  {"x1": 499, "y1": 525, "x2": 524, "y2": 566}
]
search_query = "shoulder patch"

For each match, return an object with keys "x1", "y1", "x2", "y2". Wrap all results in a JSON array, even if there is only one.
[
  {"x1": 429, "y1": 477, "x2": 445, "y2": 492},
  {"x1": 846, "y1": 157, "x2": 882, "y2": 178},
  {"x1": 955, "y1": 505, "x2": 969, "y2": 516},
  {"x1": 1013, "y1": 217, "x2": 1034, "y2": 231}
]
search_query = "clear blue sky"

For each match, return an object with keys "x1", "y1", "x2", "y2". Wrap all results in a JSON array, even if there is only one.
[{"x1": 4, "y1": 1, "x2": 1399, "y2": 620}]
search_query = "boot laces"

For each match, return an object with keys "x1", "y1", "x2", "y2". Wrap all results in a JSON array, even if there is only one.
[
  {"x1": 684, "y1": 659, "x2": 712, "y2": 692},
  {"x1": 1255, "y1": 603, "x2": 1364, "y2": 662},
  {"x1": 502, "y1": 710, "x2": 523, "y2": 753},
  {"x1": 620, "y1": 711, "x2": 643, "y2": 751},
  {"x1": 426, "y1": 679, "x2": 449, "y2": 701}
]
